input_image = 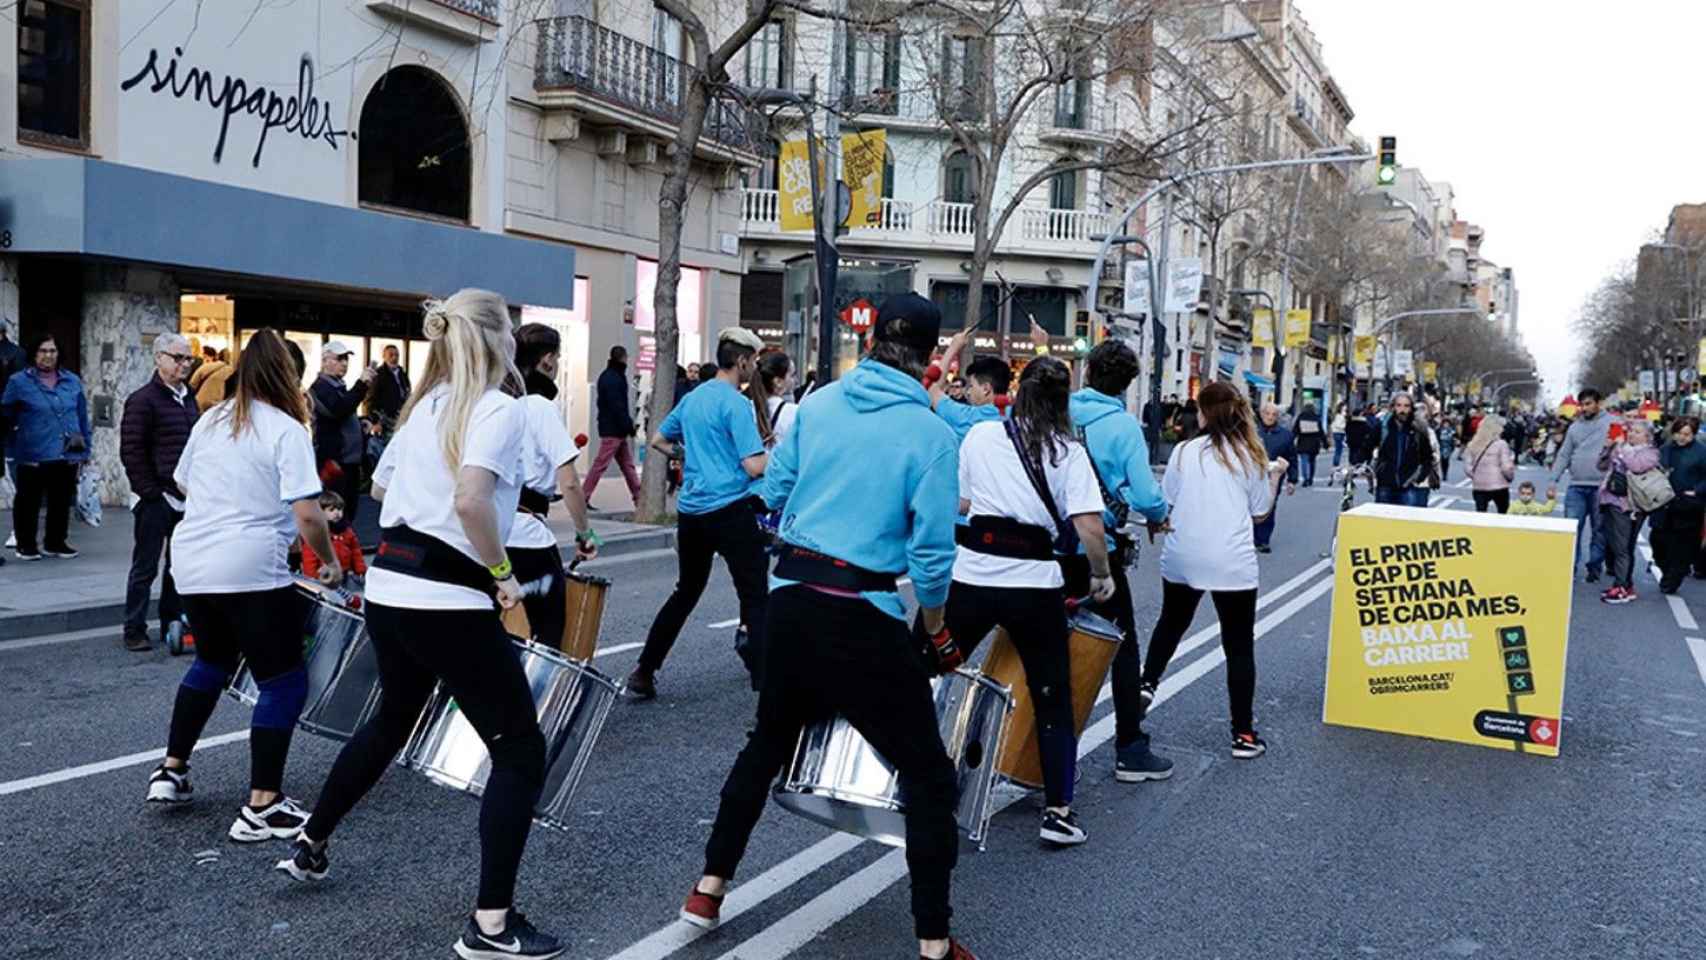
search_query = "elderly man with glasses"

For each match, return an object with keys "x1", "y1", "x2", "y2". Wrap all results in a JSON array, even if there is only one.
[{"x1": 118, "y1": 332, "x2": 201, "y2": 652}]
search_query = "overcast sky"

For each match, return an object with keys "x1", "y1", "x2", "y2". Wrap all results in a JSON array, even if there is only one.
[{"x1": 1307, "y1": 0, "x2": 1706, "y2": 403}]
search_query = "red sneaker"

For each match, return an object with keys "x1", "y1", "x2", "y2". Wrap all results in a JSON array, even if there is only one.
[
  {"x1": 680, "y1": 883, "x2": 724, "y2": 930},
  {"x1": 923, "y1": 939, "x2": 979, "y2": 960}
]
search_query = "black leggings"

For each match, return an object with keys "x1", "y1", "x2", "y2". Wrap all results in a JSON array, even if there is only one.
[
  {"x1": 1473, "y1": 489, "x2": 1511, "y2": 513},
  {"x1": 1142, "y1": 580, "x2": 1259, "y2": 733},
  {"x1": 304, "y1": 603, "x2": 546, "y2": 910},
  {"x1": 640, "y1": 500, "x2": 770, "y2": 681},
  {"x1": 511, "y1": 545, "x2": 566, "y2": 650},
  {"x1": 945, "y1": 581, "x2": 1076, "y2": 807}
]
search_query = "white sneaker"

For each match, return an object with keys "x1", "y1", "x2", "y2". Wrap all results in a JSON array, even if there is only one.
[
  {"x1": 145, "y1": 765, "x2": 192, "y2": 805},
  {"x1": 228, "y1": 796, "x2": 311, "y2": 842}
]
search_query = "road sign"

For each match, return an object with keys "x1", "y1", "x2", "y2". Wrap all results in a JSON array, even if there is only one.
[{"x1": 840, "y1": 298, "x2": 875, "y2": 332}]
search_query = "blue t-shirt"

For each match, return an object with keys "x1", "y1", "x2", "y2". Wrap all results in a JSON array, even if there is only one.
[
  {"x1": 935, "y1": 396, "x2": 1003, "y2": 444},
  {"x1": 659, "y1": 378, "x2": 765, "y2": 515}
]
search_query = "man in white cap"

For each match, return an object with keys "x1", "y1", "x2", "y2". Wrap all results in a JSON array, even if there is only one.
[
  {"x1": 309, "y1": 340, "x2": 376, "y2": 530},
  {"x1": 628, "y1": 327, "x2": 770, "y2": 699}
]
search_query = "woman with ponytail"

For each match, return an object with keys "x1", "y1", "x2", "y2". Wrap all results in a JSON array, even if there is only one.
[
  {"x1": 749, "y1": 350, "x2": 798, "y2": 448},
  {"x1": 282, "y1": 290, "x2": 567, "y2": 960},
  {"x1": 943, "y1": 355, "x2": 1115, "y2": 848}
]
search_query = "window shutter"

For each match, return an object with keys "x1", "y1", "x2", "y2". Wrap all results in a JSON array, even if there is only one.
[{"x1": 884, "y1": 33, "x2": 901, "y2": 90}]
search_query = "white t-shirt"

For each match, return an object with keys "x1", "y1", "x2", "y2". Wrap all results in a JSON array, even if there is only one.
[
  {"x1": 170, "y1": 400, "x2": 321, "y2": 594},
  {"x1": 1159, "y1": 437, "x2": 1275, "y2": 591},
  {"x1": 765, "y1": 395, "x2": 798, "y2": 448},
  {"x1": 507, "y1": 394, "x2": 580, "y2": 550},
  {"x1": 953, "y1": 420, "x2": 1102, "y2": 589},
  {"x1": 367, "y1": 385, "x2": 525, "y2": 610}
]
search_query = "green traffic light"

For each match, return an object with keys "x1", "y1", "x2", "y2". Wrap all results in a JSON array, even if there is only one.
[
  {"x1": 1074, "y1": 337, "x2": 1089, "y2": 354},
  {"x1": 1377, "y1": 164, "x2": 1397, "y2": 185}
]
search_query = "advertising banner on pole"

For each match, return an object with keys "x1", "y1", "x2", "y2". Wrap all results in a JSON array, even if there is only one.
[
  {"x1": 841, "y1": 129, "x2": 887, "y2": 230},
  {"x1": 1354, "y1": 335, "x2": 1376, "y2": 374},
  {"x1": 1123, "y1": 260, "x2": 1151, "y2": 316},
  {"x1": 777, "y1": 138, "x2": 816, "y2": 232},
  {"x1": 1251, "y1": 309, "x2": 1273, "y2": 347},
  {"x1": 1421, "y1": 360, "x2": 1438, "y2": 383},
  {"x1": 1639, "y1": 370, "x2": 1656, "y2": 393},
  {"x1": 1393, "y1": 349, "x2": 1415, "y2": 379},
  {"x1": 1164, "y1": 257, "x2": 1204, "y2": 314},
  {"x1": 1283, "y1": 309, "x2": 1311, "y2": 348},
  {"x1": 1324, "y1": 505, "x2": 1576, "y2": 757}
]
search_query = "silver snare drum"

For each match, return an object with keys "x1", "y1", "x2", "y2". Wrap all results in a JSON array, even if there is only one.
[
  {"x1": 226, "y1": 585, "x2": 380, "y2": 741},
  {"x1": 772, "y1": 668, "x2": 1013, "y2": 849},
  {"x1": 400, "y1": 639, "x2": 619, "y2": 832}
]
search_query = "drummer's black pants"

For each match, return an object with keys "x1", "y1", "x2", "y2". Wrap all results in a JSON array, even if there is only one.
[
  {"x1": 705, "y1": 586, "x2": 960, "y2": 940},
  {"x1": 169, "y1": 587, "x2": 306, "y2": 794},
  {"x1": 511, "y1": 545, "x2": 566, "y2": 650},
  {"x1": 1059, "y1": 550, "x2": 1149, "y2": 749},
  {"x1": 304, "y1": 603, "x2": 546, "y2": 910},
  {"x1": 639, "y1": 499, "x2": 769, "y2": 684},
  {"x1": 945, "y1": 581, "x2": 1077, "y2": 808}
]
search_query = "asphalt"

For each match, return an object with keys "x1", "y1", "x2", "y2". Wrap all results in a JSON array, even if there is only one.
[{"x1": 2, "y1": 464, "x2": 1703, "y2": 960}]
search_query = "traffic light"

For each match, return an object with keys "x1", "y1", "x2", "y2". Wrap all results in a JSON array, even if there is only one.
[
  {"x1": 1377, "y1": 136, "x2": 1398, "y2": 187},
  {"x1": 1073, "y1": 310, "x2": 1091, "y2": 353}
]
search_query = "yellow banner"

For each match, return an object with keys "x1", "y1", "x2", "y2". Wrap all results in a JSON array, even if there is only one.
[
  {"x1": 842, "y1": 129, "x2": 888, "y2": 230},
  {"x1": 1421, "y1": 360, "x2": 1438, "y2": 382},
  {"x1": 1284, "y1": 309, "x2": 1311, "y2": 348},
  {"x1": 1354, "y1": 335, "x2": 1376, "y2": 367},
  {"x1": 1251, "y1": 308, "x2": 1274, "y2": 347},
  {"x1": 1698, "y1": 338, "x2": 1706, "y2": 377},
  {"x1": 1468, "y1": 378, "x2": 1483, "y2": 396},
  {"x1": 777, "y1": 137, "x2": 817, "y2": 232},
  {"x1": 1324, "y1": 506, "x2": 1576, "y2": 757}
]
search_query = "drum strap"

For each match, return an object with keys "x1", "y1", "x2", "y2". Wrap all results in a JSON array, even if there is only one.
[
  {"x1": 773, "y1": 546, "x2": 898, "y2": 593},
  {"x1": 373, "y1": 525, "x2": 496, "y2": 599},
  {"x1": 956, "y1": 516, "x2": 1056, "y2": 561},
  {"x1": 517, "y1": 486, "x2": 557, "y2": 518}
]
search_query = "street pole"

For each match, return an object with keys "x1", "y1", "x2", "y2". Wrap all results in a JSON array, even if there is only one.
[
  {"x1": 810, "y1": 0, "x2": 845, "y2": 386},
  {"x1": 1277, "y1": 166, "x2": 1307, "y2": 408}
]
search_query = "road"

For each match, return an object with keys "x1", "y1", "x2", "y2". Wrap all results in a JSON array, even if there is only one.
[{"x1": 3, "y1": 463, "x2": 1703, "y2": 959}]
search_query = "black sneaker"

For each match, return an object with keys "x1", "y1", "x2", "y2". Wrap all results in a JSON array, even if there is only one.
[
  {"x1": 275, "y1": 836, "x2": 329, "y2": 882},
  {"x1": 42, "y1": 543, "x2": 78, "y2": 559},
  {"x1": 229, "y1": 796, "x2": 311, "y2": 842},
  {"x1": 145, "y1": 764, "x2": 192, "y2": 804},
  {"x1": 1137, "y1": 681, "x2": 1158, "y2": 708},
  {"x1": 123, "y1": 630, "x2": 153, "y2": 653},
  {"x1": 1584, "y1": 569, "x2": 1601, "y2": 584},
  {"x1": 625, "y1": 667, "x2": 657, "y2": 701},
  {"x1": 454, "y1": 911, "x2": 564, "y2": 960},
  {"x1": 1231, "y1": 730, "x2": 1268, "y2": 759},
  {"x1": 1039, "y1": 809, "x2": 1087, "y2": 847},
  {"x1": 13, "y1": 549, "x2": 41, "y2": 562},
  {"x1": 1114, "y1": 740, "x2": 1175, "y2": 783},
  {"x1": 1255, "y1": 544, "x2": 1273, "y2": 554}
]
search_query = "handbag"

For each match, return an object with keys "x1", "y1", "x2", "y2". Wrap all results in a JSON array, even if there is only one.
[
  {"x1": 32, "y1": 374, "x2": 87, "y2": 454},
  {"x1": 1629, "y1": 465, "x2": 1676, "y2": 513},
  {"x1": 1606, "y1": 466, "x2": 1629, "y2": 498}
]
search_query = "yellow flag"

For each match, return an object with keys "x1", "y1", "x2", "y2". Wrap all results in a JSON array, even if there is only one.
[
  {"x1": 1697, "y1": 338, "x2": 1706, "y2": 377},
  {"x1": 1421, "y1": 360, "x2": 1438, "y2": 382},
  {"x1": 777, "y1": 138, "x2": 817, "y2": 232},
  {"x1": 1283, "y1": 309, "x2": 1311, "y2": 348},
  {"x1": 842, "y1": 129, "x2": 888, "y2": 230},
  {"x1": 1251, "y1": 309, "x2": 1274, "y2": 347},
  {"x1": 1354, "y1": 335, "x2": 1376, "y2": 367}
]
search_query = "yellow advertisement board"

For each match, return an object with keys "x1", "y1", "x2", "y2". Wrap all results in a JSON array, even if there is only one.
[
  {"x1": 1354, "y1": 335, "x2": 1376, "y2": 368},
  {"x1": 1420, "y1": 360, "x2": 1438, "y2": 382},
  {"x1": 841, "y1": 129, "x2": 888, "y2": 230},
  {"x1": 1252, "y1": 308, "x2": 1273, "y2": 347},
  {"x1": 777, "y1": 137, "x2": 817, "y2": 232},
  {"x1": 1324, "y1": 505, "x2": 1576, "y2": 757},
  {"x1": 1283, "y1": 309, "x2": 1311, "y2": 348}
]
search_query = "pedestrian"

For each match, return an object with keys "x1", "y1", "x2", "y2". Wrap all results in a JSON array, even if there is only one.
[
  {"x1": 793, "y1": 368, "x2": 816, "y2": 403},
  {"x1": 1656, "y1": 417, "x2": 1706, "y2": 593},
  {"x1": 1061, "y1": 340, "x2": 1173, "y2": 783},
  {"x1": 193, "y1": 348, "x2": 236, "y2": 412},
  {"x1": 680, "y1": 293, "x2": 979, "y2": 960},
  {"x1": 0, "y1": 322, "x2": 22, "y2": 564},
  {"x1": 1143, "y1": 381, "x2": 1289, "y2": 759},
  {"x1": 507, "y1": 322, "x2": 599, "y2": 648},
  {"x1": 750, "y1": 350, "x2": 799, "y2": 448},
  {"x1": 628, "y1": 328, "x2": 771, "y2": 699},
  {"x1": 929, "y1": 329, "x2": 1009, "y2": 442},
  {"x1": 580, "y1": 345, "x2": 644, "y2": 509},
  {"x1": 1344, "y1": 404, "x2": 1373, "y2": 468},
  {"x1": 1372, "y1": 392, "x2": 1434, "y2": 507},
  {"x1": 1461, "y1": 414, "x2": 1516, "y2": 513},
  {"x1": 1176, "y1": 398, "x2": 1199, "y2": 441},
  {"x1": 1330, "y1": 402, "x2": 1348, "y2": 467},
  {"x1": 673, "y1": 364, "x2": 693, "y2": 406},
  {"x1": 1294, "y1": 401, "x2": 1324, "y2": 487},
  {"x1": 1508, "y1": 480, "x2": 1557, "y2": 516},
  {"x1": 144, "y1": 328, "x2": 340, "y2": 845},
  {"x1": 1436, "y1": 414, "x2": 1458, "y2": 482},
  {"x1": 1598, "y1": 418, "x2": 1660, "y2": 604},
  {"x1": 281, "y1": 290, "x2": 570, "y2": 960},
  {"x1": 309, "y1": 340, "x2": 375, "y2": 531},
  {"x1": 1547, "y1": 387, "x2": 1613, "y2": 582},
  {"x1": 299, "y1": 490, "x2": 366, "y2": 590},
  {"x1": 1, "y1": 333, "x2": 91, "y2": 560},
  {"x1": 946, "y1": 355, "x2": 1113, "y2": 848},
  {"x1": 697, "y1": 362, "x2": 719, "y2": 386},
  {"x1": 118, "y1": 332, "x2": 200, "y2": 651},
  {"x1": 366, "y1": 343, "x2": 411, "y2": 436},
  {"x1": 1252, "y1": 401, "x2": 1297, "y2": 552}
]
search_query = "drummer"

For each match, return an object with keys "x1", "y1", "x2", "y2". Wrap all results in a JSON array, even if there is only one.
[
  {"x1": 278, "y1": 291, "x2": 565, "y2": 960},
  {"x1": 928, "y1": 328, "x2": 1010, "y2": 442},
  {"x1": 680, "y1": 295, "x2": 978, "y2": 960},
  {"x1": 510, "y1": 322, "x2": 600, "y2": 646},
  {"x1": 145, "y1": 328, "x2": 341, "y2": 845},
  {"x1": 944, "y1": 355, "x2": 1114, "y2": 848},
  {"x1": 1059, "y1": 340, "x2": 1174, "y2": 782}
]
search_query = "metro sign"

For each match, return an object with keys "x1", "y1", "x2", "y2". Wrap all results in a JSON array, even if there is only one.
[{"x1": 840, "y1": 298, "x2": 876, "y2": 332}]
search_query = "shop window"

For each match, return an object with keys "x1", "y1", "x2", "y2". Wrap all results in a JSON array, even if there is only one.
[
  {"x1": 930, "y1": 280, "x2": 999, "y2": 333},
  {"x1": 358, "y1": 66, "x2": 472, "y2": 222},
  {"x1": 17, "y1": 0, "x2": 90, "y2": 150}
]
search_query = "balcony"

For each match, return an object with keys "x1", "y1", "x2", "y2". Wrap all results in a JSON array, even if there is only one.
[
  {"x1": 533, "y1": 17, "x2": 760, "y2": 165},
  {"x1": 1040, "y1": 95, "x2": 1117, "y2": 147},
  {"x1": 1288, "y1": 94, "x2": 1327, "y2": 148},
  {"x1": 366, "y1": 0, "x2": 497, "y2": 43},
  {"x1": 739, "y1": 189, "x2": 1112, "y2": 258}
]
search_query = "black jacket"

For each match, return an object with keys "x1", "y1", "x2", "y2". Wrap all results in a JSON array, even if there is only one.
[
  {"x1": 0, "y1": 336, "x2": 22, "y2": 472},
  {"x1": 310, "y1": 374, "x2": 370, "y2": 464},
  {"x1": 120, "y1": 374, "x2": 200, "y2": 500},
  {"x1": 1374, "y1": 417, "x2": 1434, "y2": 490},
  {"x1": 1258, "y1": 422, "x2": 1299, "y2": 483},
  {"x1": 367, "y1": 363, "x2": 410, "y2": 424},
  {"x1": 596, "y1": 361, "x2": 634, "y2": 438}
]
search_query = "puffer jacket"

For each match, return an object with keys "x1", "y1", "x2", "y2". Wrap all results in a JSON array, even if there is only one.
[
  {"x1": 1461, "y1": 438, "x2": 1516, "y2": 491},
  {"x1": 120, "y1": 373, "x2": 200, "y2": 500}
]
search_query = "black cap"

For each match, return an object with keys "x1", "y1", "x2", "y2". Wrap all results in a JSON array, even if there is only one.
[{"x1": 873, "y1": 293, "x2": 942, "y2": 353}]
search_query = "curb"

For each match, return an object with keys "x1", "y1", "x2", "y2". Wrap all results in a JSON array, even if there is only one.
[{"x1": 0, "y1": 527, "x2": 677, "y2": 644}]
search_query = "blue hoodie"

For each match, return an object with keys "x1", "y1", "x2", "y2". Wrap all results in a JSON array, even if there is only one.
[
  {"x1": 935, "y1": 396, "x2": 1002, "y2": 443},
  {"x1": 1069, "y1": 388, "x2": 1167, "y2": 551},
  {"x1": 760, "y1": 359, "x2": 959, "y2": 620}
]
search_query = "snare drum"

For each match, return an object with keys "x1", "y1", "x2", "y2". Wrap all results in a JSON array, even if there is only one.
[
  {"x1": 980, "y1": 609, "x2": 1123, "y2": 790},
  {"x1": 772, "y1": 669, "x2": 1013, "y2": 849},
  {"x1": 226, "y1": 585, "x2": 382, "y2": 741},
  {"x1": 400, "y1": 639, "x2": 620, "y2": 832},
  {"x1": 560, "y1": 570, "x2": 609, "y2": 661}
]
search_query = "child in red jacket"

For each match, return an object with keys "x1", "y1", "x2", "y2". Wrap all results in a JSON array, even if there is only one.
[{"x1": 301, "y1": 491, "x2": 365, "y2": 588}]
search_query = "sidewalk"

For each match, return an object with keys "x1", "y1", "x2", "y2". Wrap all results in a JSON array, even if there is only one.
[{"x1": 0, "y1": 506, "x2": 675, "y2": 642}]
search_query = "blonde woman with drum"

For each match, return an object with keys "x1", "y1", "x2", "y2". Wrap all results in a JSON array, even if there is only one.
[{"x1": 279, "y1": 290, "x2": 565, "y2": 960}]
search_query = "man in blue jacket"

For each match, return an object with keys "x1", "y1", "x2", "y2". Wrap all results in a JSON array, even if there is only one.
[
  {"x1": 1254, "y1": 401, "x2": 1298, "y2": 552},
  {"x1": 1059, "y1": 340, "x2": 1173, "y2": 782},
  {"x1": 679, "y1": 295, "x2": 977, "y2": 960}
]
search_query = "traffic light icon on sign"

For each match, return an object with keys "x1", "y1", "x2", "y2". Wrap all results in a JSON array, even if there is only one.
[
  {"x1": 1498, "y1": 625, "x2": 1535, "y2": 697},
  {"x1": 1507, "y1": 672, "x2": 1535, "y2": 695}
]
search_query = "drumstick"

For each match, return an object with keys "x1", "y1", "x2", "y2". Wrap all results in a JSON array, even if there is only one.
[{"x1": 1063, "y1": 594, "x2": 1092, "y2": 613}]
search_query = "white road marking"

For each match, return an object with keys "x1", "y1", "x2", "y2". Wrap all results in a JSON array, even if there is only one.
[
  {"x1": 708, "y1": 618, "x2": 742, "y2": 630},
  {"x1": 1433, "y1": 497, "x2": 1459, "y2": 510},
  {"x1": 0, "y1": 625, "x2": 124, "y2": 651},
  {"x1": 705, "y1": 574, "x2": 1338, "y2": 960},
  {"x1": 0, "y1": 640, "x2": 645, "y2": 796},
  {"x1": 1669, "y1": 595, "x2": 1699, "y2": 632},
  {"x1": 1686, "y1": 637, "x2": 1706, "y2": 689}
]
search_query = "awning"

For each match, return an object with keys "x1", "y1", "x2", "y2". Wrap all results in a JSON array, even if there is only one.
[
  {"x1": 1244, "y1": 371, "x2": 1276, "y2": 390},
  {"x1": 0, "y1": 158, "x2": 575, "y2": 308}
]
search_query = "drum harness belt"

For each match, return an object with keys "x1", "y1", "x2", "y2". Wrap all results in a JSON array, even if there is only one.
[
  {"x1": 957, "y1": 420, "x2": 1073, "y2": 562},
  {"x1": 517, "y1": 486, "x2": 559, "y2": 518},
  {"x1": 773, "y1": 545, "x2": 898, "y2": 593},
  {"x1": 373, "y1": 524, "x2": 497, "y2": 600}
]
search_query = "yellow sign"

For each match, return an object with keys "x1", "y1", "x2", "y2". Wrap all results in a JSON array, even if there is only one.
[
  {"x1": 1324, "y1": 506, "x2": 1576, "y2": 757},
  {"x1": 777, "y1": 137, "x2": 817, "y2": 231},
  {"x1": 1354, "y1": 335, "x2": 1376, "y2": 367},
  {"x1": 1421, "y1": 360, "x2": 1438, "y2": 382},
  {"x1": 1283, "y1": 309, "x2": 1311, "y2": 348},
  {"x1": 1468, "y1": 378, "x2": 1483, "y2": 396},
  {"x1": 1251, "y1": 308, "x2": 1273, "y2": 347},
  {"x1": 1697, "y1": 338, "x2": 1706, "y2": 376},
  {"x1": 841, "y1": 129, "x2": 888, "y2": 230}
]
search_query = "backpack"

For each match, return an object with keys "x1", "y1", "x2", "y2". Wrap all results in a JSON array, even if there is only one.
[{"x1": 1629, "y1": 465, "x2": 1676, "y2": 513}]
